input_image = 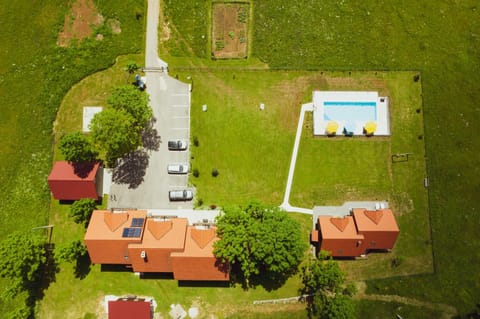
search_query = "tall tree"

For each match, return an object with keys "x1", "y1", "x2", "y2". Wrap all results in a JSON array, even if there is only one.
[
  {"x1": 300, "y1": 253, "x2": 355, "y2": 319},
  {"x1": 0, "y1": 232, "x2": 46, "y2": 299},
  {"x1": 59, "y1": 132, "x2": 98, "y2": 162},
  {"x1": 70, "y1": 198, "x2": 97, "y2": 227},
  {"x1": 214, "y1": 202, "x2": 307, "y2": 287},
  {"x1": 107, "y1": 85, "x2": 152, "y2": 129},
  {"x1": 89, "y1": 108, "x2": 141, "y2": 166}
]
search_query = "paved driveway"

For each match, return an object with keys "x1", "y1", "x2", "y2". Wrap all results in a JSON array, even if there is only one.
[{"x1": 108, "y1": 0, "x2": 192, "y2": 210}]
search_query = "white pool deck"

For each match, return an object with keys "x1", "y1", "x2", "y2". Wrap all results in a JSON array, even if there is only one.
[{"x1": 313, "y1": 91, "x2": 390, "y2": 136}]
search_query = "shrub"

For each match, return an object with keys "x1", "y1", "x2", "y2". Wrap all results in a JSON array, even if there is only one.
[
  {"x1": 391, "y1": 256, "x2": 405, "y2": 268},
  {"x1": 193, "y1": 135, "x2": 199, "y2": 147},
  {"x1": 211, "y1": 168, "x2": 219, "y2": 177},
  {"x1": 70, "y1": 198, "x2": 97, "y2": 227},
  {"x1": 193, "y1": 168, "x2": 200, "y2": 177}
]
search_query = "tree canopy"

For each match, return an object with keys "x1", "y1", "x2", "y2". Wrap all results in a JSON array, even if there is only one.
[
  {"x1": 300, "y1": 253, "x2": 355, "y2": 319},
  {"x1": 0, "y1": 232, "x2": 46, "y2": 299},
  {"x1": 213, "y1": 202, "x2": 307, "y2": 287},
  {"x1": 107, "y1": 85, "x2": 152, "y2": 129},
  {"x1": 70, "y1": 198, "x2": 97, "y2": 227},
  {"x1": 90, "y1": 108, "x2": 141, "y2": 166},
  {"x1": 59, "y1": 132, "x2": 98, "y2": 162}
]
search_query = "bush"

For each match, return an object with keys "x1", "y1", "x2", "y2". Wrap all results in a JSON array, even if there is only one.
[
  {"x1": 211, "y1": 168, "x2": 219, "y2": 177},
  {"x1": 70, "y1": 198, "x2": 97, "y2": 227},
  {"x1": 193, "y1": 135, "x2": 199, "y2": 147},
  {"x1": 193, "y1": 168, "x2": 200, "y2": 177},
  {"x1": 391, "y1": 255, "x2": 405, "y2": 268}
]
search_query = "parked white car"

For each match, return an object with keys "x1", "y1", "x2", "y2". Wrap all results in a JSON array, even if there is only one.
[
  {"x1": 169, "y1": 189, "x2": 193, "y2": 201},
  {"x1": 167, "y1": 163, "x2": 189, "y2": 174}
]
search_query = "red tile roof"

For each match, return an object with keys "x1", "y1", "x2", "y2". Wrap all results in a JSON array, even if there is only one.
[
  {"x1": 48, "y1": 161, "x2": 100, "y2": 200},
  {"x1": 147, "y1": 220, "x2": 173, "y2": 240},
  {"x1": 364, "y1": 210, "x2": 384, "y2": 224},
  {"x1": 104, "y1": 212, "x2": 128, "y2": 232},
  {"x1": 330, "y1": 217, "x2": 349, "y2": 232},
  {"x1": 108, "y1": 300, "x2": 150, "y2": 319},
  {"x1": 191, "y1": 228, "x2": 216, "y2": 249}
]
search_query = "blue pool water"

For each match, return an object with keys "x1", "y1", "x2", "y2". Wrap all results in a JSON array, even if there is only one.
[{"x1": 323, "y1": 102, "x2": 377, "y2": 122}]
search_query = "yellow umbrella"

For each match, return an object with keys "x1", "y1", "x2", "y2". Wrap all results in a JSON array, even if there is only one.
[
  {"x1": 364, "y1": 121, "x2": 377, "y2": 135},
  {"x1": 326, "y1": 121, "x2": 339, "y2": 135}
]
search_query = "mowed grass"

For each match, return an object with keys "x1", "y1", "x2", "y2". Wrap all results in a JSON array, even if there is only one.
[
  {"x1": 0, "y1": 0, "x2": 144, "y2": 316},
  {"x1": 53, "y1": 54, "x2": 144, "y2": 155},
  {"x1": 184, "y1": 70, "x2": 308, "y2": 207},
  {"x1": 162, "y1": 0, "x2": 480, "y2": 315},
  {"x1": 290, "y1": 71, "x2": 431, "y2": 280}
]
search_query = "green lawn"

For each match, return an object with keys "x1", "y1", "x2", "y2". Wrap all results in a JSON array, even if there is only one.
[
  {"x1": 162, "y1": 0, "x2": 480, "y2": 316},
  {"x1": 1, "y1": 0, "x2": 479, "y2": 318},
  {"x1": 0, "y1": 0, "x2": 145, "y2": 316}
]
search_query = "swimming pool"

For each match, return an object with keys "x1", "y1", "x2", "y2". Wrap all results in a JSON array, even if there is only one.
[
  {"x1": 312, "y1": 91, "x2": 390, "y2": 136},
  {"x1": 323, "y1": 102, "x2": 377, "y2": 122}
]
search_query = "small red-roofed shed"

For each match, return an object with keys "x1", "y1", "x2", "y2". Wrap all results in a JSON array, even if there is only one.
[
  {"x1": 48, "y1": 161, "x2": 102, "y2": 200},
  {"x1": 316, "y1": 216, "x2": 365, "y2": 257},
  {"x1": 352, "y1": 208, "x2": 399, "y2": 252},
  {"x1": 108, "y1": 300, "x2": 151, "y2": 319}
]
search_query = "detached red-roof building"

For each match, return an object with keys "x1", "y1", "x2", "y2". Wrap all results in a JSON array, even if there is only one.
[
  {"x1": 48, "y1": 161, "x2": 102, "y2": 200},
  {"x1": 311, "y1": 208, "x2": 399, "y2": 257},
  {"x1": 108, "y1": 300, "x2": 151, "y2": 319},
  {"x1": 84, "y1": 210, "x2": 229, "y2": 281}
]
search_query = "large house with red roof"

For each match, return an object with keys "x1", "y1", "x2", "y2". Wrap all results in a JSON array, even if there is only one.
[
  {"x1": 311, "y1": 208, "x2": 399, "y2": 257},
  {"x1": 84, "y1": 210, "x2": 229, "y2": 281}
]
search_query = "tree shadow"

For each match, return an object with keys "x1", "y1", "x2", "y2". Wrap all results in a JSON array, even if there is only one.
[
  {"x1": 227, "y1": 263, "x2": 295, "y2": 292},
  {"x1": 74, "y1": 253, "x2": 91, "y2": 279},
  {"x1": 142, "y1": 118, "x2": 161, "y2": 151},
  {"x1": 73, "y1": 162, "x2": 96, "y2": 178},
  {"x1": 112, "y1": 149, "x2": 149, "y2": 189},
  {"x1": 26, "y1": 244, "x2": 60, "y2": 311}
]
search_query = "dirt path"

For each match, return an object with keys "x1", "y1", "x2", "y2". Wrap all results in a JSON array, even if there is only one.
[{"x1": 355, "y1": 282, "x2": 457, "y2": 319}]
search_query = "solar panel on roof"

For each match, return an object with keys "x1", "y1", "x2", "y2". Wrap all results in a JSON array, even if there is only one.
[
  {"x1": 122, "y1": 227, "x2": 142, "y2": 238},
  {"x1": 131, "y1": 218, "x2": 145, "y2": 227}
]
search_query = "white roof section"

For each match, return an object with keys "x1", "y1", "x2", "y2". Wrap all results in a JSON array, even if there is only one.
[
  {"x1": 312, "y1": 91, "x2": 390, "y2": 136},
  {"x1": 83, "y1": 106, "x2": 103, "y2": 132}
]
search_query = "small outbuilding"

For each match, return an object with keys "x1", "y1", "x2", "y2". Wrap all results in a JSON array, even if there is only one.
[
  {"x1": 48, "y1": 161, "x2": 102, "y2": 201},
  {"x1": 108, "y1": 299, "x2": 151, "y2": 319}
]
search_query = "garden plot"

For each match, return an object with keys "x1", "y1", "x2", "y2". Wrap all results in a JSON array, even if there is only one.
[{"x1": 212, "y1": 3, "x2": 249, "y2": 59}]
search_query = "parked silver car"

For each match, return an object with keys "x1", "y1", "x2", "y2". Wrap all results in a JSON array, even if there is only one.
[
  {"x1": 167, "y1": 163, "x2": 189, "y2": 174},
  {"x1": 169, "y1": 189, "x2": 193, "y2": 201},
  {"x1": 168, "y1": 139, "x2": 188, "y2": 151}
]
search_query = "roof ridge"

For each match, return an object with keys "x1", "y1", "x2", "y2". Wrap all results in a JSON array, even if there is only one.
[
  {"x1": 191, "y1": 228, "x2": 215, "y2": 249},
  {"x1": 330, "y1": 217, "x2": 349, "y2": 232},
  {"x1": 364, "y1": 210, "x2": 384, "y2": 225},
  {"x1": 148, "y1": 220, "x2": 173, "y2": 240},
  {"x1": 103, "y1": 212, "x2": 128, "y2": 232}
]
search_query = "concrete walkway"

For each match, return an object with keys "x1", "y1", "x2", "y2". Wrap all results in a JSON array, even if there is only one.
[{"x1": 280, "y1": 103, "x2": 313, "y2": 214}]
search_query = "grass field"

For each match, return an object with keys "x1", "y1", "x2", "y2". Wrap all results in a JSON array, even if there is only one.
[
  {"x1": 1, "y1": 0, "x2": 479, "y2": 318},
  {"x1": 163, "y1": 0, "x2": 480, "y2": 316},
  {"x1": 0, "y1": 0, "x2": 145, "y2": 316}
]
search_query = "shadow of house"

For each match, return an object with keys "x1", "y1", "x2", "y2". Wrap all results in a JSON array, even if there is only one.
[{"x1": 112, "y1": 150, "x2": 149, "y2": 189}]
